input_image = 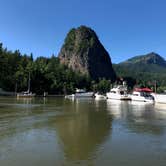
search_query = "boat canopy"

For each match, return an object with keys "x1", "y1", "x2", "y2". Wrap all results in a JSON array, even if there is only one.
[{"x1": 134, "y1": 88, "x2": 153, "y2": 93}]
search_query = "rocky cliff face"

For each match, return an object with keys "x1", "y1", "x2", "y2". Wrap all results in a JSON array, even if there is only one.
[{"x1": 58, "y1": 26, "x2": 116, "y2": 81}]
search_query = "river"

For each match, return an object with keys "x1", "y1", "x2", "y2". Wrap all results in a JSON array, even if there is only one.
[{"x1": 0, "y1": 97, "x2": 166, "y2": 166}]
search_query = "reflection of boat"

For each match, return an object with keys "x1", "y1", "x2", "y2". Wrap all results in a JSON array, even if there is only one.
[
  {"x1": 152, "y1": 94, "x2": 166, "y2": 104},
  {"x1": 17, "y1": 72, "x2": 35, "y2": 98},
  {"x1": 155, "y1": 103, "x2": 166, "y2": 111},
  {"x1": 131, "y1": 88, "x2": 154, "y2": 103},
  {"x1": 130, "y1": 101, "x2": 154, "y2": 114},
  {"x1": 106, "y1": 99, "x2": 130, "y2": 119},
  {"x1": 65, "y1": 89, "x2": 94, "y2": 98},
  {"x1": 106, "y1": 85, "x2": 131, "y2": 100},
  {"x1": 126, "y1": 102, "x2": 165, "y2": 135},
  {"x1": 94, "y1": 93, "x2": 106, "y2": 100}
]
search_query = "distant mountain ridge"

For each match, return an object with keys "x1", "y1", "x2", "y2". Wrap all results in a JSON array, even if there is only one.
[
  {"x1": 121, "y1": 52, "x2": 166, "y2": 67},
  {"x1": 114, "y1": 52, "x2": 166, "y2": 74},
  {"x1": 113, "y1": 52, "x2": 166, "y2": 89}
]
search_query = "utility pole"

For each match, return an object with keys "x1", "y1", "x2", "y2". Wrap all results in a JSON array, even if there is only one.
[
  {"x1": 154, "y1": 80, "x2": 157, "y2": 93},
  {"x1": 15, "y1": 82, "x2": 17, "y2": 96}
]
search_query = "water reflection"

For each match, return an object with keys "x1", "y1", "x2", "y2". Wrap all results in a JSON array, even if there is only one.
[
  {"x1": 106, "y1": 99, "x2": 130, "y2": 119},
  {"x1": 126, "y1": 101, "x2": 166, "y2": 135},
  {"x1": 1, "y1": 97, "x2": 166, "y2": 166},
  {"x1": 0, "y1": 97, "x2": 57, "y2": 139},
  {"x1": 154, "y1": 103, "x2": 166, "y2": 112},
  {"x1": 106, "y1": 100, "x2": 166, "y2": 135},
  {"x1": 53, "y1": 98, "x2": 113, "y2": 162},
  {"x1": 129, "y1": 101, "x2": 155, "y2": 118}
]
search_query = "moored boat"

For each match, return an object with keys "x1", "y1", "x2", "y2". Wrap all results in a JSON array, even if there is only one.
[
  {"x1": 94, "y1": 93, "x2": 107, "y2": 100},
  {"x1": 65, "y1": 89, "x2": 94, "y2": 98},
  {"x1": 131, "y1": 88, "x2": 154, "y2": 103},
  {"x1": 17, "y1": 91, "x2": 35, "y2": 98},
  {"x1": 16, "y1": 72, "x2": 35, "y2": 98},
  {"x1": 106, "y1": 85, "x2": 131, "y2": 100}
]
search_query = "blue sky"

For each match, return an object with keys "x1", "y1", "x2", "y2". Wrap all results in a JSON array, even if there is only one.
[{"x1": 0, "y1": 0, "x2": 166, "y2": 63}]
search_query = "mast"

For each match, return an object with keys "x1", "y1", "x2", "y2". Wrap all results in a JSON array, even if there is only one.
[{"x1": 28, "y1": 72, "x2": 31, "y2": 93}]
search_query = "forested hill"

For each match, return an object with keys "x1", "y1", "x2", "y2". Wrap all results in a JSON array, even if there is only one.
[
  {"x1": 113, "y1": 52, "x2": 166, "y2": 92},
  {"x1": 115, "y1": 52, "x2": 166, "y2": 72},
  {"x1": 121, "y1": 52, "x2": 166, "y2": 66}
]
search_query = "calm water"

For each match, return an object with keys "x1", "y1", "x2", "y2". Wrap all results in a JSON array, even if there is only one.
[{"x1": 0, "y1": 97, "x2": 166, "y2": 166}]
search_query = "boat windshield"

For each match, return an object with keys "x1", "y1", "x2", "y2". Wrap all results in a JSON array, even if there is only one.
[
  {"x1": 76, "y1": 89, "x2": 86, "y2": 93},
  {"x1": 110, "y1": 91, "x2": 116, "y2": 93}
]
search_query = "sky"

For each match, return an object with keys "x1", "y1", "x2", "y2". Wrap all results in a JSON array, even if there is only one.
[{"x1": 0, "y1": 0, "x2": 166, "y2": 63}]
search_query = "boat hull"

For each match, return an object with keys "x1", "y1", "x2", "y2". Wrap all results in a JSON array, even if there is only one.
[
  {"x1": 131, "y1": 96, "x2": 154, "y2": 103},
  {"x1": 74, "y1": 92, "x2": 94, "y2": 98},
  {"x1": 106, "y1": 93, "x2": 131, "y2": 100},
  {"x1": 65, "y1": 92, "x2": 94, "y2": 98},
  {"x1": 95, "y1": 94, "x2": 106, "y2": 100},
  {"x1": 17, "y1": 93, "x2": 35, "y2": 98}
]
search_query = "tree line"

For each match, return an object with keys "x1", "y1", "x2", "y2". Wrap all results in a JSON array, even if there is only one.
[
  {"x1": 1, "y1": 42, "x2": 165, "y2": 95},
  {"x1": 0, "y1": 43, "x2": 113, "y2": 95},
  {"x1": 113, "y1": 64, "x2": 166, "y2": 93}
]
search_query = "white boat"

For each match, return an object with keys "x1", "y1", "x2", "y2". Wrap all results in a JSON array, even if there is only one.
[
  {"x1": 106, "y1": 85, "x2": 131, "y2": 100},
  {"x1": 65, "y1": 94, "x2": 74, "y2": 99},
  {"x1": 66, "y1": 89, "x2": 94, "y2": 98},
  {"x1": 94, "y1": 93, "x2": 106, "y2": 100},
  {"x1": 152, "y1": 93, "x2": 166, "y2": 104},
  {"x1": 17, "y1": 91, "x2": 35, "y2": 98},
  {"x1": 131, "y1": 88, "x2": 154, "y2": 103},
  {"x1": 17, "y1": 72, "x2": 35, "y2": 98}
]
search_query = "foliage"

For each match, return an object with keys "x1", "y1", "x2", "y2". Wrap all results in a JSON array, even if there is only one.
[
  {"x1": 63, "y1": 26, "x2": 97, "y2": 54},
  {"x1": 3, "y1": 40, "x2": 166, "y2": 94},
  {"x1": 64, "y1": 28, "x2": 76, "y2": 51},
  {"x1": 96, "y1": 79, "x2": 111, "y2": 94},
  {"x1": 0, "y1": 43, "x2": 93, "y2": 94}
]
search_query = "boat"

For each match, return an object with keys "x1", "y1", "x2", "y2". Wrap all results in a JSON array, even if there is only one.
[
  {"x1": 131, "y1": 88, "x2": 154, "y2": 103},
  {"x1": 65, "y1": 94, "x2": 75, "y2": 99},
  {"x1": 17, "y1": 91, "x2": 35, "y2": 98},
  {"x1": 17, "y1": 72, "x2": 35, "y2": 98},
  {"x1": 151, "y1": 93, "x2": 166, "y2": 104},
  {"x1": 94, "y1": 93, "x2": 107, "y2": 100},
  {"x1": 106, "y1": 85, "x2": 131, "y2": 100},
  {"x1": 65, "y1": 89, "x2": 94, "y2": 98}
]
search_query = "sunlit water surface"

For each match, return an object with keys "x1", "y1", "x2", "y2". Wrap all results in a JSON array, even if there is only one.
[{"x1": 0, "y1": 97, "x2": 166, "y2": 166}]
